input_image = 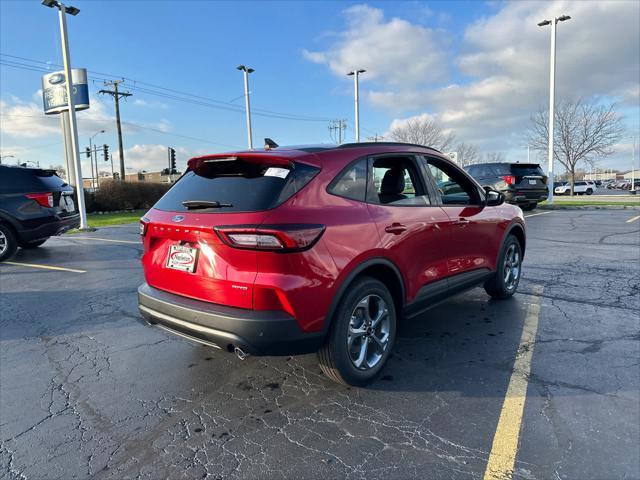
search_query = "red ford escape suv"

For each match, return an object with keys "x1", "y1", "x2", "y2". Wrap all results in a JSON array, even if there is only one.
[{"x1": 138, "y1": 142, "x2": 525, "y2": 386}]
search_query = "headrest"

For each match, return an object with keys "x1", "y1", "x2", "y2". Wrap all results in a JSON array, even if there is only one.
[{"x1": 381, "y1": 168, "x2": 405, "y2": 194}]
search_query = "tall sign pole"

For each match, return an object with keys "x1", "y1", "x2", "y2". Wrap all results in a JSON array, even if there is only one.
[{"x1": 57, "y1": 3, "x2": 87, "y2": 229}]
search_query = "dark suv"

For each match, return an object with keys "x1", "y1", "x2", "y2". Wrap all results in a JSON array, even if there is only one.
[
  {"x1": 464, "y1": 162, "x2": 548, "y2": 211},
  {"x1": 0, "y1": 165, "x2": 79, "y2": 261},
  {"x1": 138, "y1": 143, "x2": 526, "y2": 386}
]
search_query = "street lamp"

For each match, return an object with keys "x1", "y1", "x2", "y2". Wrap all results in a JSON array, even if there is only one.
[
  {"x1": 41, "y1": 0, "x2": 88, "y2": 229},
  {"x1": 89, "y1": 129, "x2": 105, "y2": 189},
  {"x1": 538, "y1": 14, "x2": 571, "y2": 204},
  {"x1": 347, "y1": 69, "x2": 366, "y2": 142},
  {"x1": 237, "y1": 65, "x2": 255, "y2": 149}
]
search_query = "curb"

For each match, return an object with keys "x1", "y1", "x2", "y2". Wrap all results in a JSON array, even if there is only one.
[{"x1": 538, "y1": 204, "x2": 640, "y2": 210}]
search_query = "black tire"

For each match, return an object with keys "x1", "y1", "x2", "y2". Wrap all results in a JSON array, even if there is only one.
[
  {"x1": 318, "y1": 276, "x2": 397, "y2": 386},
  {"x1": 521, "y1": 203, "x2": 537, "y2": 211},
  {"x1": 586, "y1": 189, "x2": 593, "y2": 195},
  {"x1": 19, "y1": 238, "x2": 48, "y2": 249},
  {"x1": 0, "y1": 223, "x2": 18, "y2": 262},
  {"x1": 484, "y1": 235, "x2": 522, "y2": 300}
]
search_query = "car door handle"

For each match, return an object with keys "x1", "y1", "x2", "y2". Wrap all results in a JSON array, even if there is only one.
[
  {"x1": 454, "y1": 218, "x2": 470, "y2": 227},
  {"x1": 385, "y1": 223, "x2": 407, "y2": 235}
]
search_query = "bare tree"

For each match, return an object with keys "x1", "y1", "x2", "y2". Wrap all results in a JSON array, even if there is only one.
[
  {"x1": 388, "y1": 117, "x2": 455, "y2": 151},
  {"x1": 484, "y1": 152, "x2": 506, "y2": 163},
  {"x1": 456, "y1": 142, "x2": 481, "y2": 167},
  {"x1": 50, "y1": 164, "x2": 66, "y2": 179},
  {"x1": 528, "y1": 99, "x2": 624, "y2": 195}
]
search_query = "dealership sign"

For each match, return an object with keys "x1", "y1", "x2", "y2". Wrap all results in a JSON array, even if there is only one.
[{"x1": 41, "y1": 68, "x2": 90, "y2": 115}]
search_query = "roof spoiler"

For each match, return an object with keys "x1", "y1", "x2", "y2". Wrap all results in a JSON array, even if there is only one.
[{"x1": 187, "y1": 153, "x2": 293, "y2": 171}]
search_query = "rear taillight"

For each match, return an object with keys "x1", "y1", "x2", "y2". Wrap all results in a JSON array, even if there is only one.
[
  {"x1": 140, "y1": 217, "x2": 149, "y2": 236},
  {"x1": 26, "y1": 192, "x2": 54, "y2": 208},
  {"x1": 502, "y1": 175, "x2": 516, "y2": 185},
  {"x1": 215, "y1": 224, "x2": 325, "y2": 252}
]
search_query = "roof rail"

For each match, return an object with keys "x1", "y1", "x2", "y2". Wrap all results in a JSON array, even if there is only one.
[{"x1": 336, "y1": 142, "x2": 442, "y2": 153}]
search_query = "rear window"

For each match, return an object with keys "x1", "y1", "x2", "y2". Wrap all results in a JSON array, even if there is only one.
[
  {"x1": 511, "y1": 164, "x2": 544, "y2": 177},
  {"x1": 0, "y1": 166, "x2": 66, "y2": 194},
  {"x1": 153, "y1": 158, "x2": 319, "y2": 213}
]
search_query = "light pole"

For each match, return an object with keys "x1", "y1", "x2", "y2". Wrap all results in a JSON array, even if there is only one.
[
  {"x1": 237, "y1": 65, "x2": 254, "y2": 149},
  {"x1": 41, "y1": 0, "x2": 88, "y2": 229},
  {"x1": 538, "y1": 14, "x2": 571, "y2": 204},
  {"x1": 89, "y1": 130, "x2": 105, "y2": 189},
  {"x1": 347, "y1": 69, "x2": 366, "y2": 142}
]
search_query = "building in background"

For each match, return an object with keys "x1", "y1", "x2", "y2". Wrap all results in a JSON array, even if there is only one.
[{"x1": 82, "y1": 170, "x2": 176, "y2": 189}]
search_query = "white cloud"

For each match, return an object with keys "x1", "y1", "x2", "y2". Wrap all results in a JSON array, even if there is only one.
[
  {"x1": 303, "y1": 4, "x2": 448, "y2": 86},
  {"x1": 363, "y1": 0, "x2": 640, "y2": 167},
  {"x1": 122, "y1": 144, "x2": 198, "y2": 172}
]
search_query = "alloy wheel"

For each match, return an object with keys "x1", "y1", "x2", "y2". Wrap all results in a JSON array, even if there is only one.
[
  {"x1": 347, "y1": 294, "x2": 391, "y2": 370},
  {"x1": 503, "y1": 243, "x2": 521, "y2": 291}
]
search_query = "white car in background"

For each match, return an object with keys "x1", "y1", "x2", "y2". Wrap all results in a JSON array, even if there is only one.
[{"x1": 554, "y1": 181, "x2": 595, "y2": 195}]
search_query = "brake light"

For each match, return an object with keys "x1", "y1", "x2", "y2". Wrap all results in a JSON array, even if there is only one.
[
  {"x1": 215, "y1": 224, "x2": 325, "y2": 252},
  {"x1": 502, "y1": 175, "x2": 516, "y2": 185},
  {"x1": 140, "y1": 217, "x2": 150, "y2": 236},
  {"x1": 26, "y1": 192, "x2": 54, "y2": 208}
]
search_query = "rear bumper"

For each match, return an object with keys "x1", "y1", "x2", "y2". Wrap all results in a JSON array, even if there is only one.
[
  {"x1": 137, "y1": 283, "x2": 324, "y2": 356},
  {"x1": 503, "y1": 188, "x2": 548, "y2": 204},
  {"x1": 17, "y1": 214, "x2": 80, "y2": 242}
]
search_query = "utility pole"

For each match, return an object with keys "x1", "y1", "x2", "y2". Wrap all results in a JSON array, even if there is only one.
[
  {"x1": 99, "y1": 80, "x2": 131, "y2": 181},
  {"x1": 329, "y1": 120, "x2": 346, "y2": 144},
  {"x1": 347, "y1": 69, "x2": 366, "y2": 142}
]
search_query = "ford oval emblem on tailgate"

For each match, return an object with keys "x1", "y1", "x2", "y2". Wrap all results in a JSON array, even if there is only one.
[{"x1": 171, "y1": 215, "x2": 184, "y2": 223}]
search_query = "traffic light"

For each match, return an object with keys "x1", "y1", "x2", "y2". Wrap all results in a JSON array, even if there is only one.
[
  {"x1": 169, "y1": 148, "x2": 176, "y2": 173},
  {"x1": 85, "y1": 147, "x2": 91, "y2": 158},
  {"x1": 103, "y1": 144, "x2": 109, "y2": 161}
]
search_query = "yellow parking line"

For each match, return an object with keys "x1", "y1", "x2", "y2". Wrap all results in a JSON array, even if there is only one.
[
  {"x1": 483, "y1": 285, "x2": 543, "y2": 480},
  {"x1": 3, "y1": 261, "x2": 86, "y2": 273},
  {"x1": 66, "y1": 236, "x2": 140, "y2": 244},
  {"x1": 524, "y1": 211, "x2": 553, "y2": 218},
  {"x1": 626, "y1": 215, "x2": 640, "y2": 223}
]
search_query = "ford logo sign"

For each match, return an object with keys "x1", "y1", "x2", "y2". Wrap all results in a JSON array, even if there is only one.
[
  {"x1": 48, "y1": 73, "x2": 65, "y2": 85},
  {"x1": 171, "y1": 215, "x2": 185, "y2": 223}
]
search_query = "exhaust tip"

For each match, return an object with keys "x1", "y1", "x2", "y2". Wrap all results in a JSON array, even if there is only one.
[{"x1": 233, "y1": 346, "x2": 249, "y2": 360}]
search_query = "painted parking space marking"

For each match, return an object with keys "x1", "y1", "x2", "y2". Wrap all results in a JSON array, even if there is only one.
[
  {"x1": 625, "y1": 215, "x2": 640, "y2": 223},
  {"x1": 65, "y1": 236, "x2": 140, "y2": 244},
  {"x1": 3, "y1": 261, "x2": 86, "y2": 273},
  {"x1": 524, "y1": 211, "x2": 553, "y2": 218},
  {"x1": 483, "y1": 285, "x2": 544, "y2": 480}
]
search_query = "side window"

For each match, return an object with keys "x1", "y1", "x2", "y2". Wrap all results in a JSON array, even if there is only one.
[
  {"x1": 426, "y1": 158, "x2": 482, "y2": 206},
  {"x1": 327, "y1": 158, "x2": 368, "y2": 202},
  {"x1": 368, "y1": 156, "x2": 430, "y2": 206}
]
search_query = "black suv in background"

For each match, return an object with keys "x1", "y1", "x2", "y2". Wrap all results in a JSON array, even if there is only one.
[
  {"x1": 464, "y1": 162, "x2": 548, "y2": 211},
  {"x1": 0, "y1": 165, "x2": 79, "y2": 261}
]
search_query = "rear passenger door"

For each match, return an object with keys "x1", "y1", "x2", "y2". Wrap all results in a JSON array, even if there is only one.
[
  {"x1": 421, "y1": 155, "x2": 500, "y2": 278},
  {"x1": 365, "y1": 155, "x2": 450, "y2": 301}
]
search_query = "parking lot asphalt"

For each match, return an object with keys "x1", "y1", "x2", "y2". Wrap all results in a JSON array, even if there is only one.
[{"x1": 1, "y1": 210, "x2": 638, "y2": 480}]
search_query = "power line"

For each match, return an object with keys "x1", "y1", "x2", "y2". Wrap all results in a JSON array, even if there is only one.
[
  {"x1": 0, "y1": 52, "x2": 335, "y2": 123},
  {"x1": 0, "y1": 113, "x2": 241, "y2": 148}
]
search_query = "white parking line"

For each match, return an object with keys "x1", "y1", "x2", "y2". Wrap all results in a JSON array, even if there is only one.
[
  {"x1": 524, "y1": 211, "x2": 553, "y2": 218},
  {"x1": 65, "y1": 236, "x2": 140, "y2": 244},
  {"x1": 3, "y1": 261, "x2": 86, "y2": 273},
  {"x1": 626, "y1": 215, "x2": 640, "y2": 223}
]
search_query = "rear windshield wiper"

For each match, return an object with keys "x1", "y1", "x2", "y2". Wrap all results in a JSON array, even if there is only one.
[{"x1": 181, "y1": 200, "x2": 233, "y2": 209}]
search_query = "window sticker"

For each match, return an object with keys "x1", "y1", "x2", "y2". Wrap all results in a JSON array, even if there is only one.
[{"x1": 264, "y1": 167, "x2": 290, "y2": 179}]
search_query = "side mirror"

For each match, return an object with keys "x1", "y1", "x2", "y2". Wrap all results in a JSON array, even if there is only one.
[{"x1": 484, "y1": 187, "x2": 505, "y2": 207}]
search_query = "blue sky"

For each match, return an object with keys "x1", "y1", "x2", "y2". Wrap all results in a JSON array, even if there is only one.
[{"x1": 1, "y1": 1, "x2": 638, "y2": 176}]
